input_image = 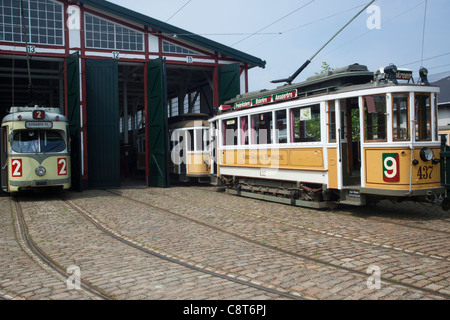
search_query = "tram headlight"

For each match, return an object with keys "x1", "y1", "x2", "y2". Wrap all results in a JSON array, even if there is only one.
[
  {"x1": 419, "y1": 147, "x2": 433, "y2": 162},
  {"x1": 419, "y1": 67, "x2": 429, "y2": 85},
  {"x1": 35, "y1": 166, "x2": 46, "y2": 177},
  {"x1": 384, "y1": 64, "x2": 398, "y2": 84}
]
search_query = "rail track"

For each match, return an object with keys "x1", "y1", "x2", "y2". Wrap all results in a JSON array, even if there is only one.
[
  {"x1": 60, "y1": 196, "x2": 305, "y2": 300},
  {"x1": 135, "y1": 186, "x2": 450, "y2": 262},
  {"x1": 102, "y1": 187, "x2": 450, "y2": 300},
  {"x1": 201, "y1": 186, "x2": 450, "y2": 235},
  {"x1": 11, "y1": 197, "x2": 112, "y2": 300},
  {"x1": 9, "y1": 188, "x2": 449, "y2": 300}
]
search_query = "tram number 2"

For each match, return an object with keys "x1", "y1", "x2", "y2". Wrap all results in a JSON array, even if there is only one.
[
  {"x1": 417, "y1": 166, "x2": 433, "y2": 180},
  {"x1": 11, "y1": 159, "x2": 22, "y2": 177},
  {"x1": 58, "y1": 158, "x2": 68, "y2": 176}
]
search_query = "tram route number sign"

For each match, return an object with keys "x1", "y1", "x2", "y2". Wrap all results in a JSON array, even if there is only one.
[
  {"x1": 383, "y1": 153, "x2": 399, "y2": 182},
  {"x1": 11, "y1": 159, "x2": 23, "y2": 177}
]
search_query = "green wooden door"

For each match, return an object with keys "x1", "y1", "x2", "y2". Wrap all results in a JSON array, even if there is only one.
[
  {"x1": 86, "y1": 59, "x2": 120, "y2": 189},
  {"x1": 219, "y1": 63, "x2": 241, "y2": 105},
  {"x1": 147, "y1": 58, "x2": 169, "y2": 187},
  {"x1": 66, "y1": 52, "x2": 82, "y2": 191}
]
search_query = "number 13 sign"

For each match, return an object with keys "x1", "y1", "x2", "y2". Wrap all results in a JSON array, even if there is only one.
[{"x1": 383, "y1": 153, "x2": 399, "y2": 182}]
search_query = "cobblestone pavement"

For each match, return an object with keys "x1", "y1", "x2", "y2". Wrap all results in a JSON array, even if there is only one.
[{"x1": 0, "y1": 183, "x2": 449, "y2": 301}]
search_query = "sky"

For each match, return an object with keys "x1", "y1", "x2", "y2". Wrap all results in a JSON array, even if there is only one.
[{"x1": 107, "y1": 0, "x2": 450, "y2": 92}]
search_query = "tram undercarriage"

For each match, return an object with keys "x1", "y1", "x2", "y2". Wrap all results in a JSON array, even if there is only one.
[{"x1": 218, "y1": 175, "x2": 447, "y2": 210}]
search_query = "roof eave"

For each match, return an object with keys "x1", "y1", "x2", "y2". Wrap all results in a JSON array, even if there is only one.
[{"x1": 77, "y1": 0, "x2": 266, "y2": 68}]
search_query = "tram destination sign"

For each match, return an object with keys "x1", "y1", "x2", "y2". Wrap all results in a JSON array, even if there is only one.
[
  {"x1": 25, "y1": 121, "x2": 53, "y2": 129},
  {"x1": 233, "y1": 89, "x2": 298, "y2": 110}
]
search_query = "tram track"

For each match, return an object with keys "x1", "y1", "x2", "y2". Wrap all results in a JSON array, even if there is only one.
[
  {"x1": 60, "y1": 196, "x2": 305, "y2": 300},
  {"x1": 139, "y1": 186, "x2": 450, "y2": 262},
  {"x1": 11, "y1": 197, "x2": 112, "y2": 300},
  {"x1": 199, "y1": 186, "x2": 450, "y2": 236},
  {"x1": 99, "y1": 189, "x2": 449, "y2": 300}
]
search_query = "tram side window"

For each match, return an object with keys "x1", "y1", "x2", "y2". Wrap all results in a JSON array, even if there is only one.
[
  {"x1": 393, "y1": 94, "x2": 409, "y2": 141},
  {"x1": 290, "y1": 104, "x2": 321, "y2": 143},
  {"x1": 187, "y1": 130, "x2": 195, "y2": 151},
  {"x1": 275, "y1": 110, "x2": 287, "y2": 144},
  {"x1": 222, "y1": 118, "x2": 238, "y2": 146},
  {"x1": 364, "y1": 95, "x2": 387, "y2": 141},
  {"x1": 251, "y1": 112, "x2": 273, "y2": 144},
  {"x1": 415, "y1": 94, "x2": 431, "y2": 141},
  {"x1": 328, "y1": 101, "x2": 336, "y2": 142},
  {"x1": 239, "y1": 116, "x2": 249, "y2": 145},
  {"x1": 12, "y1": 130, "x2": 66, "y2": 153}
]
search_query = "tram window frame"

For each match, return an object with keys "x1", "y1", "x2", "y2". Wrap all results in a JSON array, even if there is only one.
[
  {"x1": 187, "y1": 129, "x2": 195, "y2": 151},
  {"x1": 275, "y1": 110, "x2": 287, "y2": 144},
  {"x1": 239, "y1": 116, "x2": 249, "y2": 145},
  {"x1": 290, "y1": 104, "x2": 321, "y2": 143},
  {"x1": 222, "y1": 118, "x2": 238, "y2": 146},
  {"x1": 12, "y1": 130, "x2": 66, "y2": 153},
  {"x1": 328, "y1": 101, "x2": 336, "y2": 143},
  {"x1": 363, "y1": 95, "x2": 387, "y2": 142},
  {"x1": 251, "y1": 112, "x2": 273, "y2": 145},
  {"x1": 392, "y1": 93, "x2": 409, "y2": 141},
  {"x1": 415, "y1": 93, "x2": 431, "y2": 141},
  {"x1": 434, "y1": 95, "x2": 438, "y2": 141}
]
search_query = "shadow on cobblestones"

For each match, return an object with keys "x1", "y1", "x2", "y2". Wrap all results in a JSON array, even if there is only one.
[{"x1": 337, "y1": 200, "x2": 450, "y2": 222}]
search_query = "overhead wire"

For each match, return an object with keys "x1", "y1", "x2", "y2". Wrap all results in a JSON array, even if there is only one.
[
  {"x1": 316, "y1": 0, "x2": 425, "y2": 63},
  {"x1": 420, "y1": 0, "x2": 428, "y2": 67},
  {"x1": 230, "y1": 0, "x2": 315, "y2": 47},
  {"x1": 243, "y1": 3, "x2": 367, "y2": 51},
  {"x1": 165, "y1": 0, "x2": 192, "y2": 23}
]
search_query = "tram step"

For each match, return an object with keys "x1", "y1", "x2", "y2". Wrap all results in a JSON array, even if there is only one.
[{"x1": 339, "y1": 189, "x2": 366, "y2": 206}]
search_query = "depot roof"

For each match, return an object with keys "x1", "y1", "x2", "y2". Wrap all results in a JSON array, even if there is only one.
[{"x1": 78, "y1": 0, "x2": 266, "y2": 68}]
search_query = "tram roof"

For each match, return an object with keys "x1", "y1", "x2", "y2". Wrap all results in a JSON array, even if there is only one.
[
  {"x1": 2, "y1": 106, "x2": 67, "y2": 123},
  {"x1": 77, "y1": 0, "x2": 266, "y2": 69},
  {"x1": 222, "y1": 63, "x2": 440, "y2": 111},
  {"x1": 225, "y1": 63, "x2": 374, "y2": 105}
]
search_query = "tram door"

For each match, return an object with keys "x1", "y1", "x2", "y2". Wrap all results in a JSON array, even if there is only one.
[
  {"x1": 1, "y1": 126, "x2": 7, "y2": 191},
  {"x1": 340, "y1": 98, "x2": 361, "y2": 186},
  {"x1": 209, "y1": 120, "x2": 219, "y2": 183}
]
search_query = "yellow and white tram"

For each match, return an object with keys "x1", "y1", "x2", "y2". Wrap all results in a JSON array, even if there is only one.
[
  {"x1": 209, "y1": 64, "x2": 446, "y2": 209},
  {"x1": 169, "y1": 113, "x2": 210, "y2": 183},
  {"x1": 1, "y1": 106, "x2": 71, "y2": 193}
]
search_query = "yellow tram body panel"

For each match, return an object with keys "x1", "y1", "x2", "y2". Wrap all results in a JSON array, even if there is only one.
[
  {"x1": 364, "y1": 147, "x2": 441, "y2": 190},
  {"x1": 7, "y1": 155, "x2": 71, "y2": 192},
  {"x1": 327, "y1": 148, "x2": 338, "y2": 189},
  {"x1": 2, "y1": 107, "x2": 71, "y2": 193},
  {"x1": 220, "y1": 148, "x2": 325, "y2": 171},
  {"x1": 187, "y1": 153, "x2": 209, "y2": 176}
]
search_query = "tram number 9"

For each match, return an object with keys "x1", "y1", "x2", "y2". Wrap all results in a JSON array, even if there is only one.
[
  {"x1": 383, "y1": 153, "x2": 399, "y2": 182},
  {"x1": 11, "y1": 159, "x2": 22, "y2": 177},
  {"x1": 58, "y1": 158, "x2": 67, "y2": 176}
]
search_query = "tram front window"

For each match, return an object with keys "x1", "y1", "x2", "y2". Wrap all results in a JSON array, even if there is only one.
[
  {"x1": 415, "y1": 93, "x2": 431, "y2": 141},
  {"x1": 393, "y1": 94, "x2": 409, "y2": 141},
  {"x1": 364, "y1": 95, "x2": 387, "y2": 141},
  {"x1": 12, "y1": 130, "x2": 66, "y2": 153}
]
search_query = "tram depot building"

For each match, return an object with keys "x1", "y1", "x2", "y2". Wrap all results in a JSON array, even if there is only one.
[{"x1": 0, "y1": 0, "x2": 265, "y2": 190}]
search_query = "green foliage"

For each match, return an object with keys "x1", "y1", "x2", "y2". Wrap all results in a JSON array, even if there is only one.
[{"x1": 315, "y1": 62, "x2": 334, "y2": 75}]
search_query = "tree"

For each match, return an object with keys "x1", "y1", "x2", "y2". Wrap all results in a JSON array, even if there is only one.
[{"x1": 315, "y1": 62, "x2": 334, "y2": 75}]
